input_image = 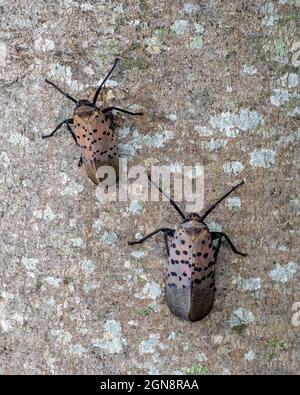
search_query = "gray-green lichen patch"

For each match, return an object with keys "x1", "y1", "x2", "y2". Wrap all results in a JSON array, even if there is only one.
[
  {"x1": 21, "y1": 257, "x2": 38, "y2": 271},
  {"x1": 128, "y1": 200, "x2": 144, "y2": 215},
  {"x1": 42, "y1": 205, "x2": 56, "y2": 222},
  {"x1": 261, "y1": 2, "x2": 279, "y2": 27},
  {"x1": 61, "y1": 180, "x2": 84, "y2": 196},
  {"x1": 131, "y1": 251, "x2": 146, "y2": 259},
  {"x1": 81, "y1": 259, "x2": 96, "y2": 275},
  {"x1": 171, "y1": 20, "x2": 189, "y2": 35},
  {"x1": 249, "y1": 149, "x2": 276, "y2": 168},
  {"x1": 280, "y1": 73, "x2": 299, "y2": 88},
  {"x1": 51, "y1": 329, "x2": 72, "y2": 345},
  {"x1": 45, "y1": 276, "x2": 60, "y2": 288},
  {"x1": 242, "y1": 65, "x2": 257, "y2": 75},
  {"x1": 143, "y1": 130, "x2": 174, "y2": 148},
  {"x1": 288, "y1": 107, "x2": 300, "y2": 117},
  {"x1": 48, "y1": 63, "x2": 84, "y2": 91},
  {"x1": 272, "y1": 37, "x2": 288, "y2": 64},
  {"x1": 223, "y1": 161, "x2": 245, "y2": 174},
  {"x1": 100, "y1": 231, "x2": 118, "y2": 246},
  {"x1": 270, "y1": 89, "x2": 290, "y2": 106},
  {"x1": 190, "y1": 36, "x2": 203, "y2": 51},
  {"x1": 138, "y1": 334, "x2": 166, "y2": 355},
  {"x1": 119, "y1": 128, "x2": 174, "y2": 158},
  {"x1": 209, "y1": 109, "x2": 262, "y2": 137},
  {"x1": 33, "y1": 206, "x2": 51, "y2": 222},
  {"x1": 226, "y1": 197, "x2": 241, "y2": 210},
  {"x1": 233, "y1": 276, "x2": 262, "y2": 291},
  {"x1": 206, "y1": 222, "x2": 223, "y2": 233},
  {"x1": 244, "y1": 350, "x2": 256, "y2": 362},
  {"x1": 270, "y1": 71, "x2": 299, "y2": 107},
  {"x1": 34, "y1": 35, "x2": 55, "y2": 52},
  {"x1": 70, "y1": 237, "x2": 85, "y2": 248},
  {"x1": 8, "y1": 132, "x2": 29, "y2": 146},
  {"x1": 70, "y1": 344, "x2": 87, "y2": 358},
  {"x1": 195, "y1": 352, "x2": 208, "y2": 363},
  {"x1": 194, "y1": 125, "x2": 213, "y2": 136},
  {"x1": 269, "y1": 262, "x2": 297, "y2": 283},
  {"x1": 119, "y1": 128, "x2": 143, "y2": 158},
  {"x1": 135, "y1": 282, "x2": 161, "y2": 301},
  {"x1": 144, "y1": 37, "x2": 162, "y2": 55},
  {"x1": 92, "y1": 320, "x2": 126, "y2": 355},
  {"x1": 93, "y1": 219, "x2": 102, "y2": 232},
  {"x1": 229, "y1": 308, "x2": 254, "y2": 328}
]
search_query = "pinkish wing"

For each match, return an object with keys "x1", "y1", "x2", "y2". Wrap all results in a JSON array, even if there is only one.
[
  {"x1": 73, "y1": 110, "x2": 118, "y2": 164},
  {"x1": 188, "y1": 229, "x2": 216, "y2": 321},
  {"x1": 166, "y1": 227, "x2": 193, "y2": 289},
  {"x1": 191, "y1": 229, "x2": 216, "y2": 291}
]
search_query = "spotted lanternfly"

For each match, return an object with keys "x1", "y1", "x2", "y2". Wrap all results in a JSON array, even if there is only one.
[
  {"x1": 42, "y1": 58, "x2": 143, "y2": 184},
  {"x1": 129, "y1": 177, "x2": 247, "y2": 322}
]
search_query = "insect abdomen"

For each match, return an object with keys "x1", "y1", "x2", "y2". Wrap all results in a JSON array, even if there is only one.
[
  {"x1": 189, "y1": 285, "x2": 215, "y2": 321},
  {"x1": 166, "y1": 283, "x2": 215, "y2": 321},
  {"x1": 165, "y1": 285, "x2": 191, "y2": 321}
]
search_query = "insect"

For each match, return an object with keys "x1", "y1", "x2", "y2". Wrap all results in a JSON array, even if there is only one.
[
  {"x1": 42, "y1": 58, "x2": 143, "y2": 184},
  {"x1": 128, "y1": 177, "x2": 247, "y2": 322}
]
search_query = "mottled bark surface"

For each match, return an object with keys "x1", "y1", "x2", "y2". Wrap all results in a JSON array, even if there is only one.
[{"x1": 0, "y1": 0, "x2": 299, "y2": 374}]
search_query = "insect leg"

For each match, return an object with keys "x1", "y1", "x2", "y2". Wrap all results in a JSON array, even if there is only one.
[
  {"x1": 164, "y1": 233, "x2": 169, "y2": 256},
  {"x1": 102, "y1": 106, "x2": 143, "y2": 116},
  {"x1": 211, "y1": 232, "x2": 247, "y2": 257},
  {"x1": 128, "y1": 228, "x2": 174, "y2": 245},
  {"x1": 211, "y1": 233, "x2": 222, "y2": 260},
  {"x1": 42, "y1": 118, "x2": 73, "y2": 139},
  {"x1": 78, "y1": 156, "x2": 83, "y2": 167},
  {"x1": 45, "y1": 79, "x2": 77, "y2": 103},
  {"x1": 163, "y1": 229, "x2": 175, "y2": 257},
  {"x1": 65, "y1": 120, "x2": 77, "y2": 144}
]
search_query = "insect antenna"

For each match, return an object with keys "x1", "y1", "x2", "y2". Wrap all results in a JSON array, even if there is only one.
[
  {"x1": 201, "y1": 180, "x2": 245, "y2": 221},
  {"x1": 148, "y1": 174, "x2": 185, "y2": 220},
  {"x1": 45, "y1": 80, "x2": 77, "y2": 103},
  {"x1": 93, "y1": 58, "x2": 121, "y2": 105}
]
